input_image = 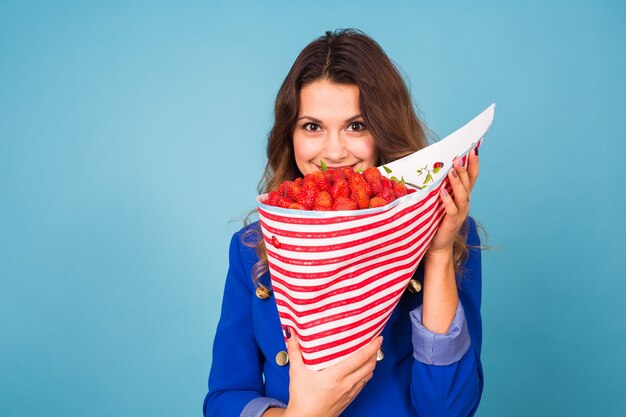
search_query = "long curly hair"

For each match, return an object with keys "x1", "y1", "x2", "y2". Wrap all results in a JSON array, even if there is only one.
[{"x1": 244, "y1": 28, "x2": 471, "y2": 286}]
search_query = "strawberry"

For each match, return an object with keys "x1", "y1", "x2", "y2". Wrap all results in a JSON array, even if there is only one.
[
  {"x1": 367, "y1": 177, "x2": 382, "y2": 195},
  {"x1": 323, "y1": 169, "x2": 336, "y2": 183},
  {"x1": 351, "y1": 188, "x2": 370, "y2": 209},
  {"x1": 392, "y1": 180, "x2": 408, "y2": 197},
  {"x1": 348, "y1": 175, "x2": 372, "y2": 197},
  {"x1": 333, "y1": 196, "x2": 358, "y2": 211},
  {"x1": 303, "y1": 172, "x2": 330, "y2": 191},
  {"x1": 277, "y1": 181, "x2": 292, "y2": 197},
  {"x1": 362, "y1": 167, "x2": 382, "y2": 183},
  {"x1": 341, "y1": 167, "x2": 357, "y2": 180},
  {"x1": 275, "y1": 195, "x2": 293, "y2": 208},
  {"x1": 288, "y1": 202, "x2": 306, "y2": 210},
  {"x1": 267, "y1": 191, "x2": 281, "y2": 206},
  {"x1": 369, "y1": 196, "x2": 388, "y2": 208},
  {"x1": 284, "y1": 181, "x2": 301, "y2": 201},
  {"x1": 330, "y1": 178, "x2": 350, "y2": 199},
  {"x1": 348, "y1": 174, "x2": 372, "y2": 209},
  {"x1": 296, "y1": 182, "x2": 317, "y2": 210},
  {"x1": 378, "y1": 188, "x2": 395, "y2": 203},
  {"x1": 407, "y1": 187, "x2": 417, "y2": 194},
  {"x1": 313, "y1": 191, "x2": 334, "y2": 211},
  {"x1": 331, "y1": 169, "x2": 346, "y2": 182},
  {"x1": 380, "y1": 177, "x2": 392, "y2": 190}
]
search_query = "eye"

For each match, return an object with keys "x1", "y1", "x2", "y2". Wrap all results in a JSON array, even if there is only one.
[
  {"x1": 348, "y1": 122, "x2": 366, "y2": 132},
  {"x1": 303, "y1": 123, "x2": 320, "y2": 132}
]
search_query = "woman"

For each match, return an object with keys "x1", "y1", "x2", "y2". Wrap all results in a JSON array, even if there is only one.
[{"x1": 203, "y1": 28, "x2": 483, "y2": 417}]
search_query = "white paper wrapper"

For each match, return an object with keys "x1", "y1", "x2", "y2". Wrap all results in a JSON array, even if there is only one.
[{"x1": 256, "y1": 104, "x2": 495, "y2": 370}]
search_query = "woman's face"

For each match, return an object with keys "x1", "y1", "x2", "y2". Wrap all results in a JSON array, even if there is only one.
[{"x1": 293, "y1": 79, "x2": 378, "y2": 176}]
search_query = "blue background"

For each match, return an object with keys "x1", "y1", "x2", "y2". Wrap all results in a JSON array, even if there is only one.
[{"x1": 1, "y1": 1, "x2": 625, "y2": 416}]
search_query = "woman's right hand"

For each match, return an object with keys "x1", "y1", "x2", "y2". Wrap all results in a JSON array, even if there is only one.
[{"x1": 276, "y1": 328, "x2": 383, "y2": 417}]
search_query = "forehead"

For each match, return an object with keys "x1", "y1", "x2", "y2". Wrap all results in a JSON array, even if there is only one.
[{"x1": 298, "y1": 80, "x2": 360, "y2": 117}]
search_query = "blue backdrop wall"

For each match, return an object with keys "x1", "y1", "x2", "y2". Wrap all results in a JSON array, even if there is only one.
[{"x1": 1, "y1": 1, "x2": 625, "y2": 416}]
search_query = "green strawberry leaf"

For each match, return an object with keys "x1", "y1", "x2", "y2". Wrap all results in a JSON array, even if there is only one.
[
  {"x1": 401, "y1": 176, "x2": 406, "y2": 185},
  {"x1": 417, "y1": 169, "x2": 422, "y2": 175},
  {"x1": 390, "y1": 176, "x2": 399, "y2": 182},
  {"x1": 433, "y1": 167, "x2": 441, "y2": 174},
  {"x1": 355, "y1": 168, "x2": 364, "y2": 173},
  {"x1": 383, "y1": 165, "x2": 392, "y2": 174},
  {"x1": 320, "y1": 160, "x2": 327, "y2": 172},
  {"x1": 423, "y1": 173, "x2": 433, "y2": 185}
]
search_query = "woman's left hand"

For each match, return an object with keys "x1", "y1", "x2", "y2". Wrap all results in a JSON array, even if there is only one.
[{"x1": 426, "y1": 148, "x2": 479, "y2": 255}]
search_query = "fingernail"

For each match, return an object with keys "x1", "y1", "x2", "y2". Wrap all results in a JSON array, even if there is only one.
[
  {"x1": 451, "y1": 169, "x2": 458, "y2": 178},
  {"x1": 284, "y1": 326, "x2": 292, "y2": 339},
  {"x1": 459, "y1": 159, "x2": 465, "y2": 168},
  {"x1": 441, "y1": 187, "x2": 449, "y2": 197},
  {"x1": 474, "y1": 147, "x2": 479, "y2": 156}
]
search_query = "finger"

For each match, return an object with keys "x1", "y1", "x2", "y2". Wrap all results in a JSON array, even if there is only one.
[
  {"x1": 455, "y1": 156, "x2": 471, "y2": 193},
  {"x1": 346, "y1": 349, "x2": 378, "y2": 393},
  {"x1": 341, "y1": 336, "x2": 381, "y2": 374},
  {"x1": 347, "y1": 353, "x2": 377, "y2": 386},
  {"x1": 440, "y1": 185, "x2": 459, "y2": 218},
  {"x1": 346, "y1": 337, "x2": 380, "y2": 379},
  {"x1": 284, "y1": 326, "x2": 304, "y2": 369},
  {"x1": 333, "y1": 336, "x2": 383, "y2": 375},
  {"x1": 349, "y1": 370, "x2": 375, "y2": 397},
  {"x1": 447, "y1": 170, "x2": 468, "y2": 213},
  {"x1": 350, "y1": 366, "x2": 376, "y2": 397},
  {"x1": 467, "y1": 147, "x2": 480, "y2": 190}
]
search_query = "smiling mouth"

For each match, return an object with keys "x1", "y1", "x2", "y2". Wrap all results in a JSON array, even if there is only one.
[{"x1": 316, "y1": 164, "x2": 356, "y2": 171}]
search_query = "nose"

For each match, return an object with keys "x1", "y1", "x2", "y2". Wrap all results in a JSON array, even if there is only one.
[{"x1": 322, "y1": 130, "x2": 348, "y2": 163}]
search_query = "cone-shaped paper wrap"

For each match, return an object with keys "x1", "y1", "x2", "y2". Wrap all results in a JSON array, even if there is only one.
[{"x1": 257, "y1": 104, "x2": 495, "y2": 370}]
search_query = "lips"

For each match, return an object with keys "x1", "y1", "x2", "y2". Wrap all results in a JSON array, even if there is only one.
[{"x1": 315, "y1": 164, "x2": 357, "y2": 171}]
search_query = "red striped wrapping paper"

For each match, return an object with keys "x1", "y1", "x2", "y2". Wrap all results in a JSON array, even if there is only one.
[
  {"x1": 257, "y1": 181, "x2": 451, "y2": 370},
  {"x1": 256, "y1": 104, "x2": 495, "y2": 370}
]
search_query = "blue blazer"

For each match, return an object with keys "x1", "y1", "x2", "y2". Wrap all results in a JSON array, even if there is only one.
[{"x1": 204, "y1": 218, "x2": 483, "y2": 417}]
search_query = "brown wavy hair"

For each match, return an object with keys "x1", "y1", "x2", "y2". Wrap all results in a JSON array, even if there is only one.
[{"x1": 244, "y1": 28, "x2": 471, "y2": 287}]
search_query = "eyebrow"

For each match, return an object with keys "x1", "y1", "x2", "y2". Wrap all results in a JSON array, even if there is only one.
[{"x1": 297, "y1": 114, "x2": 363, "y2": 124}]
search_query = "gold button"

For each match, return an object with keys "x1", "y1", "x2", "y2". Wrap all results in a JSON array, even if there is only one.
[
  {"x1": 376, "y1": 348, "x2": 384, "y2": 362},
  {"x1": 407, "y1": 279, "x2": 422, "y2": 293},
  {"x1": 275, "y1": 351, "x2": 289, "y2": 366},
  {"x1": 256, "y1": 286, "x2": 271, "y2": 300}
]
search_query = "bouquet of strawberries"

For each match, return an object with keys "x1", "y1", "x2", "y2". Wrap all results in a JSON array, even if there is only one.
[
  {"x1": 262, "y1": 165, "x2": 418, "y2": 212},
  {"x1": 256, "y1": 104, "x2": 495, "y2": 370},
  {"x1": 257, "y1": 164, "x2": 449, "y2": 371}
]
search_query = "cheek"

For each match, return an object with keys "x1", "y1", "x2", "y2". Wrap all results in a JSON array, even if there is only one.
[
  {"x1": 350, "y1": 136, "x2": 378, "y2": 162},
  {"x1": 293, "y1": 136, "x2": 319, "y2": 160},
  {"x1": 293, "y1": 136, "x2": 319, "y2": 174}
]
